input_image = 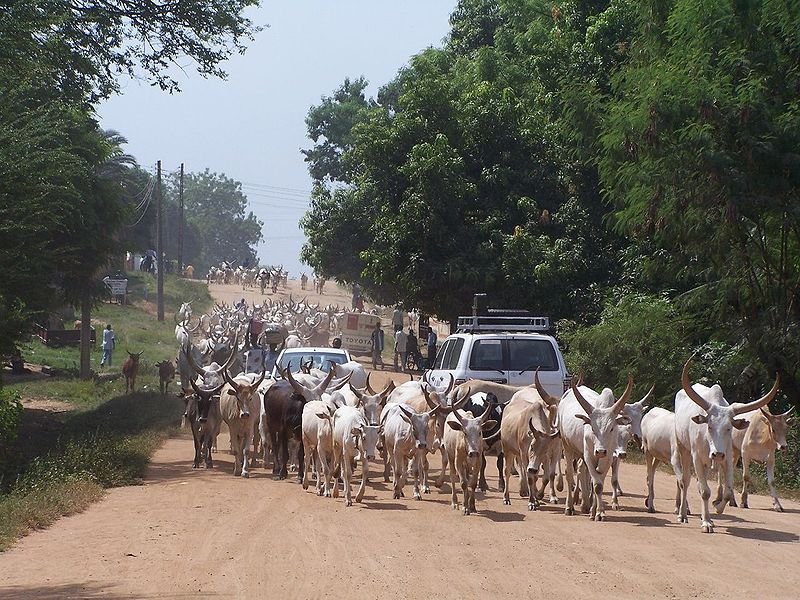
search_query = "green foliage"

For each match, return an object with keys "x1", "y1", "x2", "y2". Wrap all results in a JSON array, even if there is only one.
[
  {"x1": 559, "y1": 291, "x2": 695, "y2": 407},
  {"x1": 0, "y1": 0, "x2": 261, "y2": 100},
  {"x1": 175, "y1": 170, "x2": 263, "y2": 273},
  {"x1": 0, "y1": 389, "x2": 23, "y2": 468}
]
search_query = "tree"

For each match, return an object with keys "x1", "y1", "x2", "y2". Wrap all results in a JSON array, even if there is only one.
[
  {"x1": 597, "y1": 0, "x2": 800, "y2": 399},
  {"x1": 301, "y1": 34, "x2": 620, "y2": 323},
  {"x1": 0, "y1": 0, "x2": 262, "y2": 99},
  {"x1": 177, "y1": 170, "x2": 263, "y2": 273}
]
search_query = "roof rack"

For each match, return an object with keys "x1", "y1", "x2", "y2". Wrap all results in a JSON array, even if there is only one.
[{"x1": 456, "y1": 315, "x2": 550, "y2": 333}]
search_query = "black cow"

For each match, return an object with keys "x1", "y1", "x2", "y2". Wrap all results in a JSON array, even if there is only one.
[
  {"x1": 263, "y1": 380, "x2": 307, "y2": 481},
  {"x1": 462, "y1": 392, "x2": 506, "y2": 491},
  {"x1": 263, "y1": 367, "x2": 347, "y2": 481},
  {"x1": 186, "y1": 379, "x2": 224, "y2": 469}
]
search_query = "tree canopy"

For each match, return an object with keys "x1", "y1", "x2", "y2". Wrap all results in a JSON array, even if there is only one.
[
  {"x1": 300, "y1": 0, "x2": 800, "y2": 407},
  {"x1": 0, "y1": 0, "x2": 262, "y2": 359}
]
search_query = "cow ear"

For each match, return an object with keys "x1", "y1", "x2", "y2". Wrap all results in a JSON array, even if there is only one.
[
  {"x1": 481, "y1": 420, "x2": 497, "y2": 430},
  {"x1": 227, "y1": 389, "x2": 237, "y2": 395},
  {"x1": 691, "y1": 414, "x2": 708, "y2": 425},
  {"x1": 351, "y1": 427, "x2": 362, "y2": 437},
  {"x1": 615, "y1": 415, "x2": 632, "y2": 426},
  {"x1": 732, "y1": 418, "x2": 749, "y2": 430},
  {"x1": 447, "y1": 421, "x2": 463, "y2": 431},
  {"x1": 574, "y1": 414, "x2": 591, "y2": 425},
  {"x1": 316, "y1": 412, "x2": 330, "y2": 421}
]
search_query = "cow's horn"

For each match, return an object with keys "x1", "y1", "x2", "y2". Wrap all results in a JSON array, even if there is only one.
[{"x1": 732, "y1": 373, "x2": 781, "y2": 415}]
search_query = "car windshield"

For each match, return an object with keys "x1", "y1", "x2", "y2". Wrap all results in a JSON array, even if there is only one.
[
  {"x1": 507, "y1": 339, "x2": 558, "y2": 371},
  {"x1": 276, "y1": 352, "x2": 348, "y2": 375}
]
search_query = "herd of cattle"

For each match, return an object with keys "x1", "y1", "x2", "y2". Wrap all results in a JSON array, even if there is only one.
[{"x1": 167, "y1": 299, "x2": 795, "y2": 535}]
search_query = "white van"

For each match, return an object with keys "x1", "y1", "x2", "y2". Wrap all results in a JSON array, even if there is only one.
[{"x1": 426, "y1": 314, "x2": 570, "y2": 399}]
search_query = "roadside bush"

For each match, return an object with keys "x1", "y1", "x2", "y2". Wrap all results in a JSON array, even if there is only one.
[
  {"x1": 0, "y1": 388, "x2": 23, "y2": 468},
  {"x1": 558, "y1": 291, "x2": 694, "y2": 407}
]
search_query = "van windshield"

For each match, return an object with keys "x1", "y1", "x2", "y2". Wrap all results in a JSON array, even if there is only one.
[
  {"x1": 277, "y1": 352, "x2": 348, "y2": 374},
  {"x1": 507, "y1": 339, "x2": 558, "y2": 371}
]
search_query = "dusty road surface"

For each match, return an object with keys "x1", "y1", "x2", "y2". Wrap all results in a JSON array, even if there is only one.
[{"x1": 1, "y1": 282, "x2": 798, "y2": 599}]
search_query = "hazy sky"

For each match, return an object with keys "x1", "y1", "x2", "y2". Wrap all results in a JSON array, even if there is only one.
[{"x1": 98, "y1": 1, "x2": 457, "y2": 276}]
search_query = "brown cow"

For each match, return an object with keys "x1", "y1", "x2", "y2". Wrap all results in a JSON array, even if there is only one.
[
  {"x1": 722, "y1": 406, "x2": 794, "y2": 512},
  {"x1": 122, "y1": 351, "x2": 144, "y2": 392},
  {"x1": 157, "y1": 360, "x2": 176, "y2": 396}
]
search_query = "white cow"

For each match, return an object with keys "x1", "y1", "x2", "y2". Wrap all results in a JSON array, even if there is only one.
[
  {"x1": 674, "y1": 359, "x2": 780, "y2": 532},
  {"x1": 301, "y1": 400, "x2": 335, "y2": 496},
  {"x1": 604, "y1": 385, "x2": 654, "y2": 505},
  {"x1": 641, "y1": 406, "x2": 682, "y2": 514},
  {"x1": 500, "y1": 378, "x2": 560, "y2": 510},
  {"x1": 557, "y1": 377, "x2": 633, "y2": 521},
  {"x1": 380, "y1": 403, "x2": 436, "y2": 500},
  {"x1": 331, "y1": 405, "x2": 380, "y2": 506},
  {"x1": 219, "y1": 369, "x2": 266, "y2": 477},
  {"x1": 444, "y1": 408, "x2": 496, "y2": 515}
]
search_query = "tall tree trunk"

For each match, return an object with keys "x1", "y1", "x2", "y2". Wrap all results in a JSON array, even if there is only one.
[{"x1": 80, "y1": 292, "x2": 92, "y2": 380}]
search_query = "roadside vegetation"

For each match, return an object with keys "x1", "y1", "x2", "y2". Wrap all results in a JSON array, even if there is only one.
[{"x1": 0, "y1": 274, "x2": 210, "y2": 551}]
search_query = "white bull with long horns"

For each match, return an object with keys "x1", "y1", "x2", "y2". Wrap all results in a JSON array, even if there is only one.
[{"x1": 674, "y1": 358, "x2": 780, "y2": 533}]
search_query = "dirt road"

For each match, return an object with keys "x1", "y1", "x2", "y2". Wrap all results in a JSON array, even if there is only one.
[{"x1": 1, "y1": 282, "x2": 798, "y2": 599}]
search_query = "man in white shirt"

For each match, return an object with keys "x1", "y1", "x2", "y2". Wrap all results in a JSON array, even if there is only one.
[
  {"x1": 100, "y1": 324, "x2": 116, "y2": 367},
  {"x1": 394, "y1": 328, "x2": 408, "y2": 372}
]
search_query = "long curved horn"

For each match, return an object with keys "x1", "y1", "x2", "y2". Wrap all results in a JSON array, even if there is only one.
[
  {"x1": 534, "y1": 369, "x2": 557, "y2": 406},
  {"x1": 612, "y1": 374, "x2": 634, "y2": 414},
  {"x1": 450, "y1": 386, "x2": 471, "y2": 411},
  {"x1": 220, "y1": 333, "x2": 239, "y2": 372},
  {"x1": 480, "y1": 396, "x2": 495, "y2": 423},
  {"x1": 380, "y1": 381, "x2": 395, "y2": 397},
  {"x1": 314, "y1": 365, "x2": 336, "y2": 394},
  {"x1": 253, "y1": 366, "x2": 267, "y2": 390},
  {"x1": 365, "y1": 372, "x2": 376, "y2": 395},
  {"x1": 780, "y1": 406, "x2": 795, "y2": 418},
  {"x1": 576, "y1": 370, "x2": 584, "y2": 387},
  {"x1": 222, "y1": 368, "x2": 240, "y2": 392},
  {"x1": 445, "y1": 373, "x2": 454, "y2": 394},
  {"x1": 285, "y1": 367, "x2": 307, "y2": 396},
  {"x1": 349, "y1": 382, "x2": 365, "y2": 399},
  {"x1": 681, "y1": 358, "x2": 710, "y2": 411},
  {"x1": 731, "y1": 373, "x2": 781, "y2": 415},
  {"x1": 422, "y1": 384, "x2": 438, "y2": 409},
  {"x1": 570, "y1": 376, "x2": 594, "y2": 415},
  {"x1": 184, "y1": 344, "x2": 205, "y2": 376},
  {"x1": 327, "y1": 372, "x2": 352, "y2": 392},
  {"x1": 639, "y1": 384, "x2": 656, "y2": 406}
]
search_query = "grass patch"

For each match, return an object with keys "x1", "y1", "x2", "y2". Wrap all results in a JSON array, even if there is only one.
[
  {"x1": 0, "y1": 391, "x2": 184, "y2": 551},
  {"x1": 0, "y1": 273, "x2": 206, "y2": 551}
]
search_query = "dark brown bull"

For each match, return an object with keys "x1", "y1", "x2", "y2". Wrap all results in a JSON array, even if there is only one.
[
  {"x1": 157, "y1": 359, "x2": 176, "y2": 396},
  {"x1": 263, "y1": 367, "x2": 343, "y2": 481},
  {"x1": 186, "y1": 379, "x2": 224, "y2": 468},
  {"x1": 122, "y1": 351, "x2": 144, "y2": 392}
]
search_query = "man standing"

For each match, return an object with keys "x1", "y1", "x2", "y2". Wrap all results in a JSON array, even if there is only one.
[
  {"x1": 427, "y1": 328, "x2": 438, "y2": 367},
  {"x1": 370, "y1": 322, "x2": 385, "y2": 370},
  {"x1": 392, "y1": 306, "x2": 404, "y2": 332},
  {"x1": 394, "y1": 327, "x2": 408, "y2": 372},
  {"x1": 100, "y1": 323, "x2": 116, "y2": 368}
]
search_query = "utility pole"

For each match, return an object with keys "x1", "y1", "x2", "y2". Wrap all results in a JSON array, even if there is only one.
[
  {"x1": 178, "y1": 162, "x2": 184, "y2": 276},
  {"x1": 156, "y1": 160, "x2": 164, "y2": 321}
]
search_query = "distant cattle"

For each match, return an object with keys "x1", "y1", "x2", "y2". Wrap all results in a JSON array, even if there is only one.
[
  {"x1": 122, "y1": 351, "x2": 144, "y2": 393},
  {"x1": 157, "y1": 360, "x2": 176, "y2": 396}
]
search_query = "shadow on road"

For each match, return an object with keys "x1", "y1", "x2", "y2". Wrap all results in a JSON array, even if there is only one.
[
  {"x1": 478, "y1": 509, "x2": 526, "y2": 523},
  {"x1": 724, "y1": 526, "x2": 799, "y2": 543},
  {"x1": 0, "y1": 582, "x2": 219, "y2": 599}
]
